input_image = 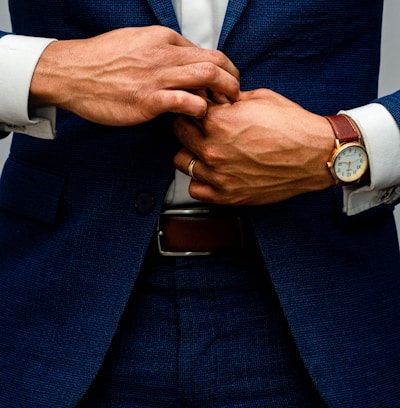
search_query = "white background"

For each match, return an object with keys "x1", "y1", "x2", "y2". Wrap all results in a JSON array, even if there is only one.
[{"x1": 1, "y1": 0, "x2": 400, "y2": 236}]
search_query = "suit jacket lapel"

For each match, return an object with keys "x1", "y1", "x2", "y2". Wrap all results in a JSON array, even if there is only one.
[
  {"x1": 218, "y1": 0, "x2": 250, "y2": 49},
  {"x1": 146, "y1": 0, "x2": 181, "y2": 32},
  {"x1": 146, "y1": 0, "x2": 250, "y2": 48}
]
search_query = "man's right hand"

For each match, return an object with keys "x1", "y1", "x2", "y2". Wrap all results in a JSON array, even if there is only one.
[{"x1": 29, "y1": 26, "x2": 240, "y2": 126}]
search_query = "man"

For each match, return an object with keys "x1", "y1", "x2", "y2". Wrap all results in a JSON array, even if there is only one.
[{"x1": 0, "y1": 1, "x2": 399, "y2": 407}]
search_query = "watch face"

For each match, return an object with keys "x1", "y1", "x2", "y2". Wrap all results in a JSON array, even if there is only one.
[{"x1": 333, "y1": 143, "x2": 368, "y2": 183}]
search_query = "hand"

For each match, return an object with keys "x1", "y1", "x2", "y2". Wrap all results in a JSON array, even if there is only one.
[
  {"x1": 29, "y1": 26, "x2": 240, "y2": 126},
  {"x1": 173, "y1": 89, "x2": 336, "y2": 205}
]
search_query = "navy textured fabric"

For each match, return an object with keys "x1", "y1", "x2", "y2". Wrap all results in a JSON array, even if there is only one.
[
  {"x1": 0, "y1": 1, "x2": 399, "y2": 407},
  {"x1": 76, "y1": 241, "x2": 327, "y2": 407}
]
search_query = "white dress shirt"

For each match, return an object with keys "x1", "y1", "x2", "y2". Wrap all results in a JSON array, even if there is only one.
[{"x1": 1, "y1": 0, "x2": 400, "y2": 215}]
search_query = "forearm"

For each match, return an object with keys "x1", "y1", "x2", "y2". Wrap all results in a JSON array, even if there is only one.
[
  {"x1": 1, "y1": 26, "x2": 240, "y2": 138},
  {"x1": 28, "y1": 26, "x2": 240, "y2": 126}
]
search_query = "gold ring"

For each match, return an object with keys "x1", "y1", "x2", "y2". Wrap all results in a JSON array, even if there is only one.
[{"x1": 187, "y1": 157, "x2": 198, "y2": 179}]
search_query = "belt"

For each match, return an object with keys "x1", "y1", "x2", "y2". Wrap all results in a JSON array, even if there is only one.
[{"x1": 156, "y1": 208, "x2": 245, "y2": 256}]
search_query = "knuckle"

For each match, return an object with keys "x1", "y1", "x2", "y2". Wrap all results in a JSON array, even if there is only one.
[
  {"x1": 158, "y1": 91, "x2": 186, "y2": 111},
  {"x1": 212, "y1": 172, "x2": 227, "y2": 188},
  {"x1": 149, "y1": 26, "x2": 178, "y2": 46},
  {"x1": 202, "y1": 111, "x2": 219, "y2": 129},
  {"x1": 154, "y1": 25, "x2": 173, "y2": 38},
  {"x1": 170, "y1": 91, "x2": 186, "y2": 107},
  {"x1": 210, "y1": 50, "x2": 227, "y2": 66},
  {"x1": 196, "y1": 62, "x2": 219, "y2": 81},
  {"x1": 254, "y1": 88, "x2": 272, "y2": 98},
  {"x1": 201, "y1": 144, "x2": 221, "y2": 165}
]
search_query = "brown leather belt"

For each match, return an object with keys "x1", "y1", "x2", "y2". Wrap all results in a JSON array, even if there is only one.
[{"x1": 156, "y1": 208, "x2": 245, "y2": 256}]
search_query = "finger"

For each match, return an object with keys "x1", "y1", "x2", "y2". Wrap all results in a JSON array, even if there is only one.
[
  {"x1": 174, "y1": 148, "x2": 215, "y2": 186},
  {"x1": 174, "y1": 147, "x2": 200, "y2": 177},
  {"x1": 149, "y1": 90, "x2": 208, "y2": 119},
  {"x1": 208, "y1": 91, "x2": 231, "y2": 104},
  {"x1": 136, "y1": 27, "x2": 240, "y2": 86},
  {"x1": 191, "y1": 89, "x2": 209, "y2": 100},
  {"x1": 172, "y1": 46, "x2": 240, "y2": 83},
  {"x1": 161, "y1": 61, "x2": 240, "y2": 102},
  {"x1": 174, "y1": 149, "x2": 222, "y2": 203},
  {"x1": 166, "y1": 28, "x2": 199, "y2": 48},
  {"x1": 167, "y1": 31, "x2": 239, "y2": 83},
  {"x1": 188, "y1": 182, "x2": 220, "y2": 203}
]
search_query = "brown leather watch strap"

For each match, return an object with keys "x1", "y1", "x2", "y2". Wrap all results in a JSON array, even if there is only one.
[{"x1": 325, "y1": 114, "x2": 362, "y2": 144}]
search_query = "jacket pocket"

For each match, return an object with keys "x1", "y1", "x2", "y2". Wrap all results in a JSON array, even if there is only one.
[{"x1": 0, "y1": 158, "x2": 64, "y2": 226}]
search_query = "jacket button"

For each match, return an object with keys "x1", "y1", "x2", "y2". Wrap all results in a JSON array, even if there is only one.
[{"x1": 134, "y1": 192, "x2": 155, "y2": 214}]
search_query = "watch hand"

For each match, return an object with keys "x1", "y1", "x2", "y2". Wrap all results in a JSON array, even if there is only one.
[{"x1": 338, "y1": 161, "x2": 352, "y2": 170}]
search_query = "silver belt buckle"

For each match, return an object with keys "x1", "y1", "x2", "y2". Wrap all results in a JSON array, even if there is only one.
[{"x1": 156, "y1": 208, "x2": 212, "y2": 257}]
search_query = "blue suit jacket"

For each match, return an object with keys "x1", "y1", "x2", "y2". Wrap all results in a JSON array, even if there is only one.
[{"x1": 1, "y1": 1, "x2": 399, "y2": 406}]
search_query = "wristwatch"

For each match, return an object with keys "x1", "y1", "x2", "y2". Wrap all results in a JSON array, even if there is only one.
[{"x1": 326, "y1": 114, "x2": 369, "y2": 185}]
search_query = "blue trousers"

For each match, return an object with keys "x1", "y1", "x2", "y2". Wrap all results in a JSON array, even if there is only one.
[{"x1": 77, "y1": 234, "x2": 327, "y2": 407}]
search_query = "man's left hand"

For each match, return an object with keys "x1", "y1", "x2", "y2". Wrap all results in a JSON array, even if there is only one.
[{"x1": 173, "y1": 89, "x2": 336, "y2": 205}]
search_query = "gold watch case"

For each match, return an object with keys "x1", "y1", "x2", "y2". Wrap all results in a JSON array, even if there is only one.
[{"x1": 327, "y1": 140, "x2": 369, "y2": 184}]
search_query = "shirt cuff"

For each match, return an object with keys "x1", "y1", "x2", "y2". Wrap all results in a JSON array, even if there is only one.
[
  {"x1": 339, "y1": 103, "x2": 400, "y2": 215},
  {"x1": 0, "y1": 34, "x2": 57, "y2": 139}
]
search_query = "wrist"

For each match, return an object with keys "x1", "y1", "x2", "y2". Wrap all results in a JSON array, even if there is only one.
[
  {"x1": 309, "y1": 113, "x2": 337, "y2": 189},
  {"x1": 326, "y1": 114, "x2": 370, "y2": 186},
  {"x1": 29, "y1": 40, "x2": 73, "y2": 110}
]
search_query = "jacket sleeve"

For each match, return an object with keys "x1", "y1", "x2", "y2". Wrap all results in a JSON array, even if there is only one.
[
  {"x1": 375, "y1": 90, "x2": 400, "y2": 125},
  {"x1": 340, "y1": 94, "x2": 400, "y2": 215}
]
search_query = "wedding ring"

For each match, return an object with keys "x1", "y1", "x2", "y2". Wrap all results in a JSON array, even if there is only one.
[{"x1": 187, "y1": 157, "x2": 198, "y2": 180}]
